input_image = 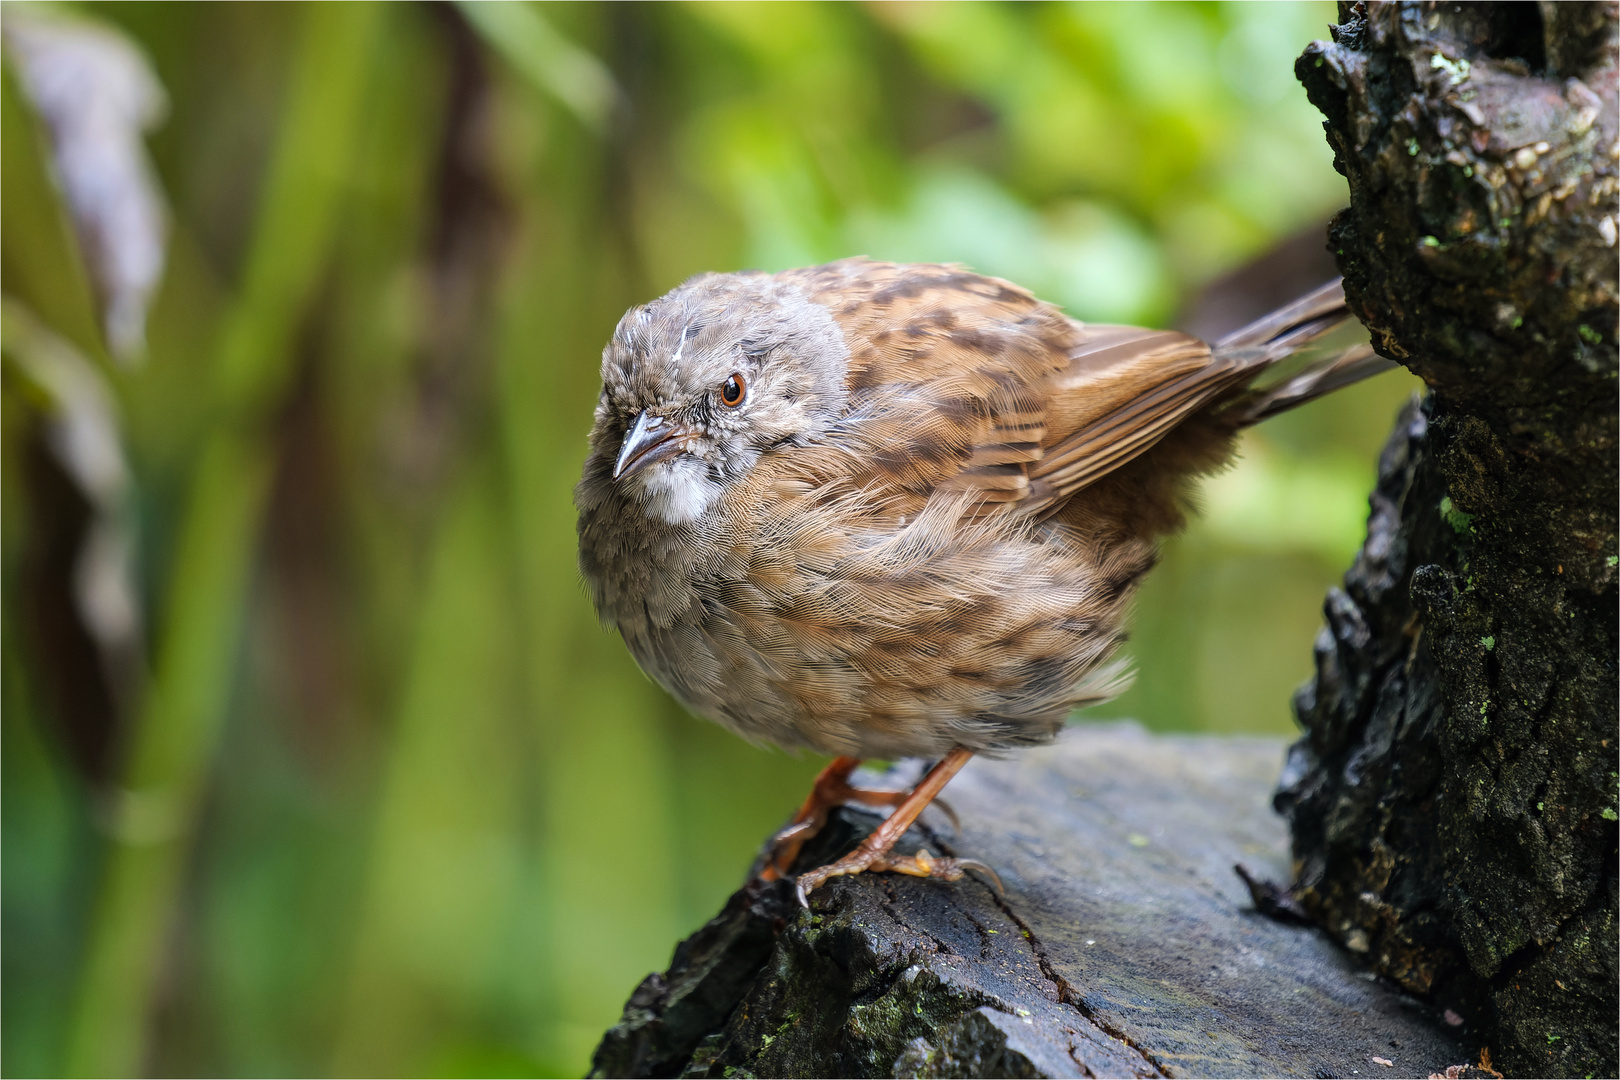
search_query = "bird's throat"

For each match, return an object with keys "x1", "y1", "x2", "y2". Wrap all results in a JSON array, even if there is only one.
[{"x1": 635, "y1": 456, "x2": 723, "y2": 524}]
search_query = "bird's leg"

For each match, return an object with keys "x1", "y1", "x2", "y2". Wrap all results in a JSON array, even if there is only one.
[
  {"x1": 794, "y1": 747, "x2": 999, "y2": 906},
  {"x1": 759, "y1": 756, "x2": 915, "y2": 881}
]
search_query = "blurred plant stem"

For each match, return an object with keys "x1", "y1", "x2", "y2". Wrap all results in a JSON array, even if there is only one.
[
  {"x1": 453, "y1": 0, "x2": 619, "y2": 132},
  {"x1": 492, "y1": 111, "x2": 681, "y2": 1064},
  {"x1": 63, "y1": 6, "x2": 383, "y2": 1074}
]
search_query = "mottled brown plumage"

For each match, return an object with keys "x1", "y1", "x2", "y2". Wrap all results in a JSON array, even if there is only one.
[{"x1": 575, "y1": 258, "x2": 1385, "y2": 898}]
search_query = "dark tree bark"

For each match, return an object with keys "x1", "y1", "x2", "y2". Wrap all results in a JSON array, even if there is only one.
[
  {"x1": 1278, "y1": 4, "x2": 1619, "y2": 1077},
  {"x1": 593, "y1": 731, "x2": 1472, "y2": 1079}
]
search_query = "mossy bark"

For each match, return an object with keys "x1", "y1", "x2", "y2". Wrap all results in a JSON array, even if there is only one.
[{"x1": 1278, "y1": 4, "x2": 1618, "y2": 1076}]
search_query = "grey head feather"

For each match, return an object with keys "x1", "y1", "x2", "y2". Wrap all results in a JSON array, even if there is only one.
[{"x1": 589, "y1": 270, "x2": 851, "y2": 524}]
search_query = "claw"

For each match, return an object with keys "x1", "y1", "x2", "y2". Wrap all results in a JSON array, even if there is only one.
[
  {"x1": 875, "y1": 848, "x2": 1003, "y2": 894},
  {"x1": 955, "y1": 857, "x2": 1005, "y2": 897},
  {"x1": 847, "y1": 787, "x2": 910, "y2": 810},
  {"x1": 927, "y1": 796, "x2": 961, "y2": 836},
  {"x1": 756, "y1": 821, "x2": 810, "y2": 881},
  {"x1": 769, "y1": 820, "x2": 816, "y2": 852}
]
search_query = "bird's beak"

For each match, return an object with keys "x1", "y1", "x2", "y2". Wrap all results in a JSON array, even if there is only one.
[{"x1": 613, "y1": 411, "x2": 690, "y2": 481}]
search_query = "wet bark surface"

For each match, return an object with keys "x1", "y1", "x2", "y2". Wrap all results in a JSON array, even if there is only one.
[
  {"x1": 1279, "y1": 4, "x2": 1618, "y2": 1077},
  {"x1": 592, "y1": 727, "x2": 1472, "y2": 1079}
]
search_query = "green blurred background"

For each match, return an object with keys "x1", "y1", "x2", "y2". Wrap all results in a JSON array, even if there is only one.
[{"x1": 1, "y1": 2, "x2": 1421, "y2": 1076}]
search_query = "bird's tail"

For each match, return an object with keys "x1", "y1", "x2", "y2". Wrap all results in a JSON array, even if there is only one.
[{"x1": 1210, "y1": 278, "x2": 1398, "y2": 425}]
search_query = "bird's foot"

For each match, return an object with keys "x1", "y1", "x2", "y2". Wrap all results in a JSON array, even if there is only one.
[
  {"x1": 782, "y1": 746, "x2": 988, "y2": 905},
  {"x1": 759, "y1": 790, "x2": 961, "y2": 879},
  {"x1": 795, "y1": 845, "x2": 1002, "y2": 907},
  {"x1": 759, "y1": 756, "x2": 951, "y2": 881}
]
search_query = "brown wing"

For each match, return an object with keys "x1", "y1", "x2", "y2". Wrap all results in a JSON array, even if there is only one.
[
  {"x1": 1020, "y1": 324, "x2": 1248, "y2": 516},
  {"x1": 786, "y1": 259, "x2": 1257, "y2": 519},
  {"x1": 784, "y1": 259, "x2": 1067, "y2": 512},
  {"x1": 1028, "y1": 278, "x2": 1361, "y2": 512}
]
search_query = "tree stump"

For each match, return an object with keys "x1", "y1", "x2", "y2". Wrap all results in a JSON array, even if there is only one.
[
  {"x1": 592, "y1": 726, "x2": 1473, "y2": 1078},
  {"x1": 1280, "y1": 4, "x2": 1618, "y2": 1076}
]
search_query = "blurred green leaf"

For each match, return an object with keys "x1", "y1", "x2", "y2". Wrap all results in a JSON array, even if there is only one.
[{"x1": 454, "y1": 0, "x2": 618, "y2": 132}]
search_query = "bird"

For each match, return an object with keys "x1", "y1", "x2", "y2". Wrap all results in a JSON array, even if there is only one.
[{"x1": 574, "y1": 258, "x2": 1389, "y2": 906}]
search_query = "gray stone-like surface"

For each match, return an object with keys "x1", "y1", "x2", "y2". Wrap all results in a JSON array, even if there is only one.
[{"x1": 592, "y1": 724, "x2": 1471, "y2": 1078}]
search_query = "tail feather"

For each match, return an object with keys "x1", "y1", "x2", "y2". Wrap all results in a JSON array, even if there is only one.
[
  {"x1": 1214, "y1": 278, "x2": 1351, "y2": 358},
  {"x1": 1237, "y1": 344, "x2": 1398, "y2": 424},
  {"x1": 1211, "y1": 278, "x2": 1399, "y2": 424},
  {"x1": 1026, "y1": 277, "x2": 1396, "y2": 513}
]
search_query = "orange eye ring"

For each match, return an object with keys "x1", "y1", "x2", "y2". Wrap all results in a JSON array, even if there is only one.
[{"x1": 720, "y1": 373, "x2": 747, "y2": 408}]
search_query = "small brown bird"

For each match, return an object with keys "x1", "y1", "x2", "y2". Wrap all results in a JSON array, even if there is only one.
[{"x1": 575, "y1": 258, "x2": 1387, "y2": 904}]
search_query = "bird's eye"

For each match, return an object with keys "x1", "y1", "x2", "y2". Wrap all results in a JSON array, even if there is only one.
[{"x1": 719, "y1": 373, "x2": 747, "y2": 408}]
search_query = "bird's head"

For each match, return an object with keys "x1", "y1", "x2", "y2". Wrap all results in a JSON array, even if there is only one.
[{"x1": 589, "y1": 271, "x2": 849, "y2": 524}]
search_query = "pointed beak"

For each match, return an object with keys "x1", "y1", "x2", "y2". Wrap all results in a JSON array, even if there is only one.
[{"x1": 613, "y1": 411, "x2": 690, "y2": 481}]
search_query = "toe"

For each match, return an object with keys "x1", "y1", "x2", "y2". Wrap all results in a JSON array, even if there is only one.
[
  {"x1": 794, "y1": 850, "x2": 876, "y2": 906},
  {"x1": 871, "y1": 849, "x2": 1003, "y2": 893}
]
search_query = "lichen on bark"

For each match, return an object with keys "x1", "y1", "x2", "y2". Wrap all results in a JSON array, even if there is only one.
[{"x1": 1278, "y1": 3, "x2": 1618, "y2": 1076}]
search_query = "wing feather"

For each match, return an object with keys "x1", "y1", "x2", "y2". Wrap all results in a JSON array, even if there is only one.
[{"x1": 786, "y1": 259, "x2": 1352, "y2": 522}]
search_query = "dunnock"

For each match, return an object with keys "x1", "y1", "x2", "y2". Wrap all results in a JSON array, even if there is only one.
[{"x1": 575, "y1": 258, "x2": 1387, "y2": 904}]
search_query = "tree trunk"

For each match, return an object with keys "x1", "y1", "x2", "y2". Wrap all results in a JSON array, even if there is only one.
[{"x1": 1278, "y1": 3, "x2": 1618, "y2": 1077}]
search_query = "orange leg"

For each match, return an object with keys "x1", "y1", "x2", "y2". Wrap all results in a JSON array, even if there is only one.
[
  {"x1": 759, "y1": 757, "x2": 898, "y2": 881},
  {"x1": 758, "y1": 755, "x2": 964, "y2": 882},
  {"x1": 793, "y1": 747, "x2": 1000, "y2": 907}
]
